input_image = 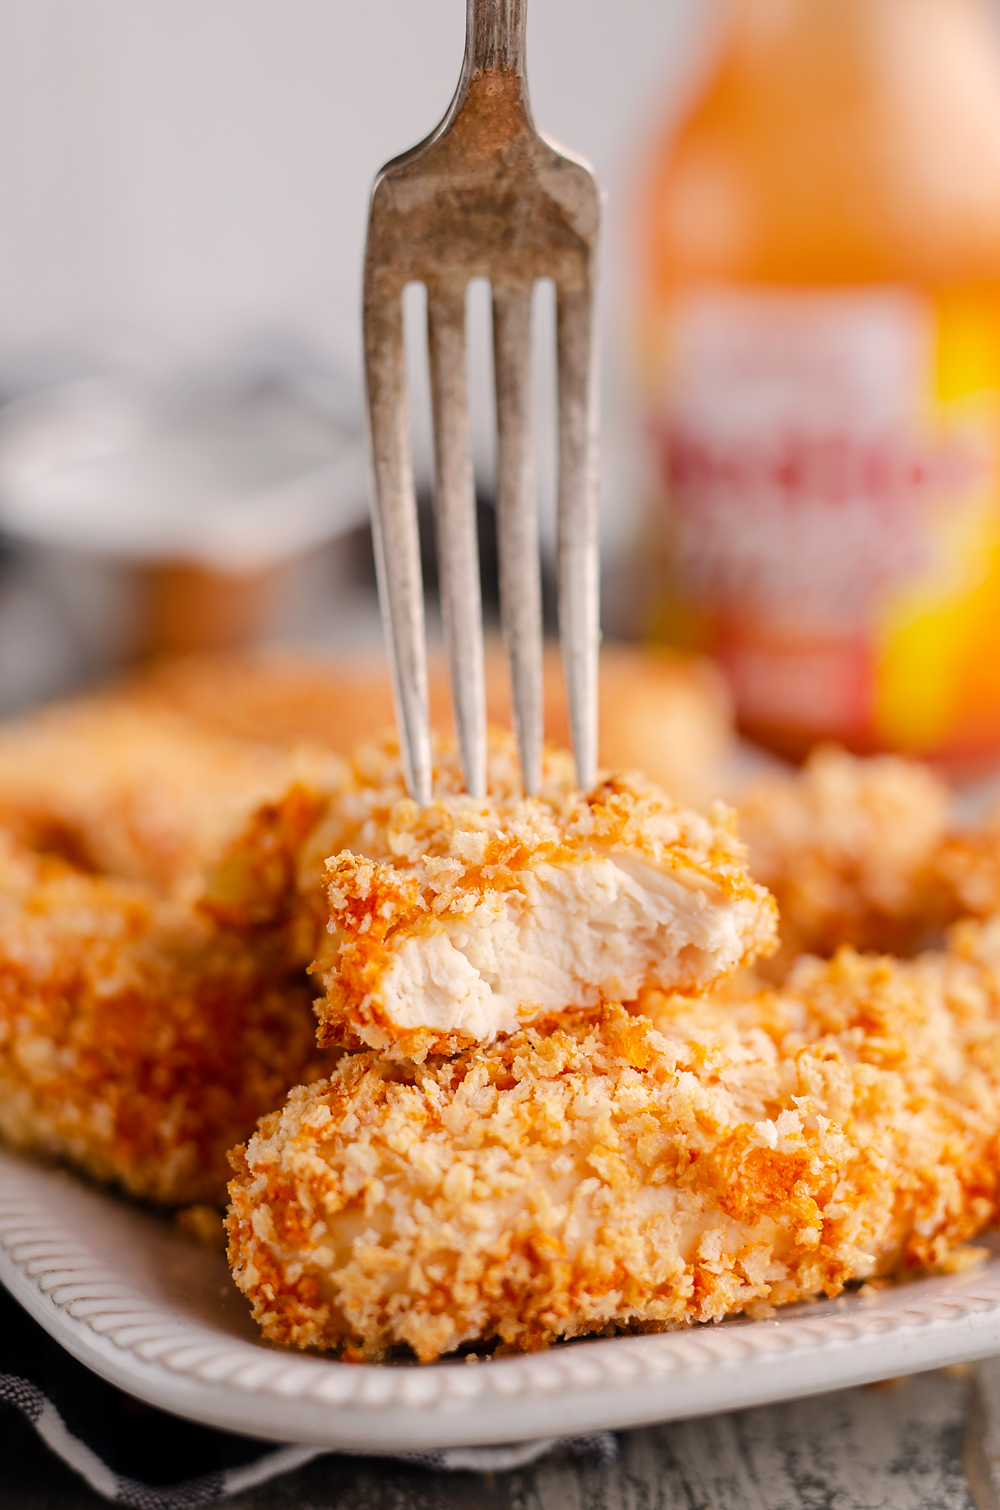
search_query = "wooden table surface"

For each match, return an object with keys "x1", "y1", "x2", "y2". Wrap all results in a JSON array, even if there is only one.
[{"x1": 8, "y1": 1362, "x2": 1000, "y2": 1510}]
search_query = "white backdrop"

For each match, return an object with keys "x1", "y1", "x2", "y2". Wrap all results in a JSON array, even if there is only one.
[
  {"x1": 0, "y1": 0, "x2": 720, "y2": 564},
  {"x1": 0, "y1": 0, "x2": 715, "y2": 369}
]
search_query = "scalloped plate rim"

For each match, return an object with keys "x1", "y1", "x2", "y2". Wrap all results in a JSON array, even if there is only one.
[{"x1": 4, "y1": 1144, "x2": 1000, "y2": 1452}]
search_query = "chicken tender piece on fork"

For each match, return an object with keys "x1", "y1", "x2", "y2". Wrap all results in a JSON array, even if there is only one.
[
  {"x1": 739, "y1": 744, "x2": 954, "y2": 967},
  {"x1": 0, "y1": 829, "x2": 336, "y2": 1205},
  {"x1": 313, "y1": 747, "x2": 777, "y2": 1060},
  {"x1": 207, "y1": 727, "x2": 570, "y2": 961},
  {"x1": 228, "y1": 920, "x2": 1000, "y2": 1362}
]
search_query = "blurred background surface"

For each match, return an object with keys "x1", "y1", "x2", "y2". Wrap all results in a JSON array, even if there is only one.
[
  {"x1": 0, "y1": 0, "x2": 711, "y2": 385},
  {"x1": 0, "y1": 0, "x2": 717, "y2": 711},
  {"x1": 4, "y1": 0, "x2": 1000, "y2": 779}
]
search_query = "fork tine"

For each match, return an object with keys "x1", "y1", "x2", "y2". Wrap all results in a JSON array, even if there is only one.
[
  {"x1": 493, "y1": 280, "x2": 543, "y2": 796},
  {"x1": 364, "y1": 287, "x2": 432, "y2": 804},
  {"x1": 363, "y1": 0, "x2": 600, "y2": 804},
  {"x1": 556, "y1": 282, "x2": 601, "y2": 792},
  {"x1": 427, "y1": 279, "x2": 487, "y2": 798}
]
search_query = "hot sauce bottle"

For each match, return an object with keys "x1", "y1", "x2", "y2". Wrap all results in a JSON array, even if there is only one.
[{"x1": 640, "y1": 0, "x2": 1000, "y2": 764}]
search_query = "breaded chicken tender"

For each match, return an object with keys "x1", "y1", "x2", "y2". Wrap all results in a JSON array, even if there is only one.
[
  {"x1": 0, "y1": 829, "x2": 336, "y2": 1204},
  {"x1": 312, "y1": 743, "x2": 776, "y2": 1059},
  {"x1": 228, "y1": 920, "x2": 1000, "y2": 1361},
  {"x1": 127, "y1": 640, "x2": 735, "y2": 810},
  {"x1": 0, "y1": 692, "x2": 344, "y2": 904},
  {"x1": 936, "y1": 800, "x2": 1000, "y2": 921},
  {"x1": 203, "y1": 729, "x2": 543, "y2": 962},
  {"x1": 124, "y1": 651, "x2": 400, "y2": 760},
  {"x1": 0, "y1": 643, "x2": 731, "y2": 961},
  {"x1": 739, "y1": 744, "x2": 954, "y2": 965}
]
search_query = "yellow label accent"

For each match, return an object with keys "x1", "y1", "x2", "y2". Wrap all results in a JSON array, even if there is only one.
[{"x1": 875, "y1": 287, "x2": 1000, "y2": 754}]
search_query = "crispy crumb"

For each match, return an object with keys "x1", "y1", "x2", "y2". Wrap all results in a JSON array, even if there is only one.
[
  {"x1": 0, "y1": 829, "x2": 338, "y2": 1204},
  {"x1": 312, "y1": 752, "x2": 776, "y2": 1059},
  {"x1": 937, "y1": 801, "x2": 1000, "y2": 921},
  {"x1": 739, "y1": 745, "x2": 954, "y2": 968},
  {"x1": 123, "y1": 642, "x2": 735, "y2": 811},
  {"x1": 933, "y1": 1244, "x2": 988, "y2": 1275},
  {"x1": 858, "y1": 1279, "x2": 894, "y2": 1299},
  {"x1": 228, "y1": 917, "x2": 1000, "y2": 1360},
  {"x1": 0, "y1": 691, "x2": 345, "y2": 906},
  {"x1": 175, "y1": 1204, "x2": 228, "y2": 1250}
]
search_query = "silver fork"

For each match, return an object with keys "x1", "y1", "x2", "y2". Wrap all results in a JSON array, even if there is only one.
[{"x1": 363, "y1": 0, "x2": 601, "y2": 804}]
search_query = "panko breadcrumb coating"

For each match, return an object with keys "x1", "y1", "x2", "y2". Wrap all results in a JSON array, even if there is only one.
[
  {"x1": 126, "y1": 640, "x2": 735, "y2": 809},
  {"x1": 0, "y1": 829, "x2": 336, "y2": 1204},
  {"x1": 204, "y1": 728, "x2": 558, "y2": 963},
  {"x1": 0, "y1": 648, "x2": 731, "y2": 965},
  {"x1": 739, "y1": 744, "x2": 954, "y2": 966},
  {"x1": 313, "y1": 747, "x2": 776, "y2": 1059},
  {"x1": 0, "y1": 692, "x2": 344, "y2": 904},
  {"x1": 936, "y1": 800, "x2": 1000, "y2": 921},
  {"x1": 0, "y1": 686, "x2": 572, "y2": 967},
  {"x1": 228, "y1": 920, "x2": 1000, "y2": 1362},
  {"x1": 123, "y1": 651, "x2": 401, "y2": 761}
]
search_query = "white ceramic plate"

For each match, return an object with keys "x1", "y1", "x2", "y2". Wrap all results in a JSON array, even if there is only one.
[{"x1": 4, "y1": 1143, "x2": 1000, "y2": 1453}]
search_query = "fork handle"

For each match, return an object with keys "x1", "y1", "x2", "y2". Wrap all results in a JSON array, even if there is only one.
[{"x1": 466, "y1": 0, "x2": 526, "y2": 76}]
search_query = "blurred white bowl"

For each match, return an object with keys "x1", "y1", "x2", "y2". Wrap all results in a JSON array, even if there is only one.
[{"x1": 0, "y1": 372, "x2": 370, "y2": 572}]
